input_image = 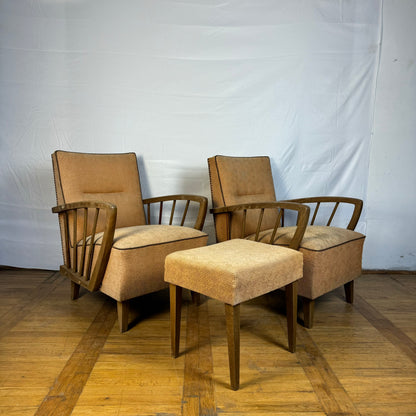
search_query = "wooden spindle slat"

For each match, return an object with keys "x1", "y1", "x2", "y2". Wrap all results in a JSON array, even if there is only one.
[
  {"x1": 169, "y1": 200, "x2": 177, "y2": 225},
  {"x1": 72, "y1": 210, "x2": 78, "y2": 272},
  {"x1": 327, "y1": 202, "x2": 339, "y2": 226},
  {"x1": 63, "y1": 212, "x2": 71, "y2": 268},
  {"x1": 241, "y1": 209, "x2": 247, "y2": 238},
  {"x1": 254, "y1": 209, "x2": 265, "y2": 241},
  {"x1": 79, "y1": 208, "x2": 88, "y2": 276},
  {"x1": 311, "y1": 202, "x2": 320, "y2": 225},
  {"x1": 86, "y1": 208, "x2": 100, "y2": 281},
  {"x1": 269, "y1": 209, "x2": 283, "y2": 244},
  {"x1": 159, "y1": 202, "x2": 163, "y2": 224},
  {"x1": 181, "y1": 200, "x2": 190, "y2": 226}
]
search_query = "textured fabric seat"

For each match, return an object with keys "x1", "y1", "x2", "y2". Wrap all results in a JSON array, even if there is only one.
[
  {"x1": 208, "y1": 155, "x2": 365, "y2": 328},
  {"x1": 247, "y1": 225, "x2": 365, "y2": 300},
  {"x1": 52, "y1": 150, "x2": 208, "y2": 332},
  {"x1": 92, "y1": 224, "x2": 208, "y2": 302},
  {"x1": 165, "y1": 237, "x2": 305, "y2": 390}
]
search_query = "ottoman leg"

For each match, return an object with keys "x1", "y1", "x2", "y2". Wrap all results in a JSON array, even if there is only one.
[
  {"x1": 169, "y1": 284, "x2": 182, "y2": 358},
  {"x1": 285, "y1": 281, "x2": 298, "y2": 353},
  {"x1": 225, "y1": 303, "x2": 240, "y2": 390}
]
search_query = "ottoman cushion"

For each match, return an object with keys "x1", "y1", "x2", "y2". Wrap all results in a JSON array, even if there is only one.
[{"x1": 165, "y1": 239, "x2": 303, "y2": 305}]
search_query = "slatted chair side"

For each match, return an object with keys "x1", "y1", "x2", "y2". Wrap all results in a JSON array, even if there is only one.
[
  {"x1": 217, "y1": 202, "x2": 309, "y2": 250},
  {"x1": 143, "y1": 195, "x2": 208, "y2": 231},
  {"x1": 288, "y1": 197, "x2": 362, "y2": 231},
  {"x1": 63, "y1": 206, "x2": 102, "y2": 284},
  {"x1": 53, "y1": 201, "x2": 117, "y2": 292}
]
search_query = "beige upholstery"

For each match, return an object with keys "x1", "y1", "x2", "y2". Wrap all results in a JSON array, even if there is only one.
[
  {"x1": 247, "y1": 225, "x2": 365, "y2": 299},
  {"x1": 91, "y1": 224, "x2": 208, "y2": 302},
  {"x1": 165, "y1": 239, "x2": 303, "y2": 305},
  {"x1": 53, "y1": 151, "x2": 146, "y2": 232},
  {"x1": 208, "y1": 155, "x2": 279, "y2": 241},
  {"x1": 208, "y1": 155, "x2": 365, "y2": 328},
  {"x1": 52, "y1": 150, "x2": 208, "y2": 332},
  {"x1": 165, "y1": 239, "x2": 303, "y2": 390}
]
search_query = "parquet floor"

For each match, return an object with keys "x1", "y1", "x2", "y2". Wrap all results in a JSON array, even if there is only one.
[{"x1": 0, "y1": 268, "x2": 415, "y2": 415}]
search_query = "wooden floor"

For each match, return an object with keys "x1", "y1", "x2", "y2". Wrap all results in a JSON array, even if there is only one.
[{"x1": 0, "y1": 269, "x2": 415, "y2": 416}]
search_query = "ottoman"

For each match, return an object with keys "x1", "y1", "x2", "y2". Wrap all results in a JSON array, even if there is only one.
[{"x1": 164, "y1": 238, "x2": 303, "y2": 390}]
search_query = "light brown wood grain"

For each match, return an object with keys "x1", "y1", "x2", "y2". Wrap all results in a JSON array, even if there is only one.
[{"x1": 0, "y1": 269, "x2": 415, "y2": 415}]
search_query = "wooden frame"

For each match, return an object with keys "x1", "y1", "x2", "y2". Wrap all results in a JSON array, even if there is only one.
[
  {"x1": 52, "y1": 201, "x2": 117, "y2": 294},
  {"x1": 284, "y1": 196, "x2": 363, "y2": 231},
  {"x1": 52, "y1": 194, "x2": 207, "y2": 333},
  {"x1": 52, "y1": 195, "x2": 207, "y2": 296},
  {"x1": 143, "y1": 194, "x2": 208, "y2": 231},
  {"x1": 211, "y1": 196, "x2": 363, "y2": 328},
  {"x1": 211, "y1": 201, "x2": 310, "y2": 250}
]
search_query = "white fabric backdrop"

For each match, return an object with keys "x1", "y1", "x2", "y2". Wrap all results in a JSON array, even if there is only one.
[{"x1": 0, "y1": 0, "x2": 382, "y2": 269}]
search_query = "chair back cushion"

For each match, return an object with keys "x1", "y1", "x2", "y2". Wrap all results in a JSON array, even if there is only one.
[
  {"x1": 208, "y1": 155, "x2": 278, "y2": 241},
  {"x1": 52, "y1": 151, "x2": 146, "y2": 232}
]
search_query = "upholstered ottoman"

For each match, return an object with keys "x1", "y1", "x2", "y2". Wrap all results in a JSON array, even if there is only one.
[{"x1": 164, "y1": 238, "x2": 303, "y2": 390}]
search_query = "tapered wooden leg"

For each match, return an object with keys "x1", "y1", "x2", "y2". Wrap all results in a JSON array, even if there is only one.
[
  {"x1": 170, "y1": 284, "x2": 182, "y2": 358},
  {"x1": 71, "y1": 281, "x2": 80, "y2": 300},
  {"x1": 344, "y1": 280, "x2": 354, "y2": 304},
  {"x1": 117, "y1": 301, "x2": 129, "y2": 333},
  {"x1": 225, "y1": 303, "x2": 240, "y2": 390},
  {"x1": 302, "y1": 298, "x2": 315, "y2": 329},
  {"x1": 285, "y1": 281, "x2": 297, "y2": 353}
]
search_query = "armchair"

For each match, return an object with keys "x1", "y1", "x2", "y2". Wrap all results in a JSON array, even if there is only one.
[
  {"x1": 52, "y1": 151, "x2": 208, "y2": 332},
  {"x1": 208, "y1": 155, "x2": 365, "y2": 328}
]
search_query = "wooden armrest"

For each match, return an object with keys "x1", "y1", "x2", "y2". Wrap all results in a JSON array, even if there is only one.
[
  {"x1": 211, "y1": 201, "x2": 310, "y2": 250},
  {"x1": 142, "y1": 194, "x2": 208, "y2": 231},
  {"x1": 52, "y1": 200, "x2": 117, "y2": 292},
  {"x1": 283, "y1": 196, "x2": 363, "y2": 230}
]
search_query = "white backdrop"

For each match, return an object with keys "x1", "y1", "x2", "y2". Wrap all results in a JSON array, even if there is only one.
[{"x1": 0, "y1": 0, "x2": 386, "y2": 270}]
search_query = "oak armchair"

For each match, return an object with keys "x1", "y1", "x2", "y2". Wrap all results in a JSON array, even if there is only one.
[
  {"x1": 208, "y1": 155, "x2": 365, "y2": 328},
  {"x1": 52, "y1": 151, "x2": 208, "y2": 332}
]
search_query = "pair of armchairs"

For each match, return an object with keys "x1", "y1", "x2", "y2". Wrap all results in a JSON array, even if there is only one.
[{"x1": 52, "y1": 151, "x2": 364, "y2": 332}]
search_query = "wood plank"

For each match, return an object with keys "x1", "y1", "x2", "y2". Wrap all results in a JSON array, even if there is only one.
[
  {"x1": 0, "y1": 271, "x2": 61, "y2": 338},
  {"x1": 353, "y1": 293, "x2": 416, "y2": 363},
  {"x1": 34, "y1": 298, "x2": 116, "y2": 416},
  {"x1": 1, "y1": 270, "x2": 415, "y2": 415},
  {"x1": 296, "y1": 326, "x2": 361, "y2": 416},
  {"x1": 182, "y1": 299, "x2": 216, "y2": 415}
]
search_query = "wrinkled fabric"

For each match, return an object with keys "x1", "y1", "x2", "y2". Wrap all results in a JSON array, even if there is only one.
[{"x1": 0, "y1": 0, "x2": 382, "y2": 269}]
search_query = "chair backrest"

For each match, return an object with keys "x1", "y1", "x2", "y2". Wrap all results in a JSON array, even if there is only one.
[
  {"x1": 208, "y1": 155, "x2": 278, "y2": 242},
  {"x1": 52, "y1": 150, "x2": 147, "y2": 233}
]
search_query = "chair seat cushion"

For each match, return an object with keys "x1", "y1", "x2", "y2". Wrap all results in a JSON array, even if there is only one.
[
  {"x1": 246, "y1": 226, "x2": 365, "y2": 299},
  {"x1": 164, "y1": 239, "x2": 303, "y2": 306},
  {"x1": 91, "y1": 225, "x2": 208, "y2": 301}
]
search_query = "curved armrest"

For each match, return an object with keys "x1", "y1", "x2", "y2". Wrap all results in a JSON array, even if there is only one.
[
  {"x1": 52, "y1": 200, "x2": 117, "y2": 292},
  {"x1": 284, "y1": 196, "x2": 363, "y2": 230},
  {"x1": 142, "y1": 194, "x2": 208, "y2": 231},
  {"x1": 211, "y1": 201, "x2": 310, "y2": 250}
]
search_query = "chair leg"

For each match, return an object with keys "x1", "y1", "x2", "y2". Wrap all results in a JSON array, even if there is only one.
[
  {"x1": 285, "y1": 281, "x2": 297, "y2": 353},
  {"x1": 71, "y1": 281, "x2": 80, "y2": 300},
  {"x1": 302, "y1": 298, "x2": 315, "y2": 329},
  {"x1": 170, "y1": 284, "x2": 182, "y2": 358},
  {"x1": 344, "y1": 280, "x2": 354, "y2": 304},
  {"x1": 117, "y1": 301, "x2": 129, "y2": 333},
  {"x1": 225, "y1": 303, "x2": 240, "y2": 391},
  {"x1": 190, "y1": 290, "x2": 200, "y2": 305}
]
